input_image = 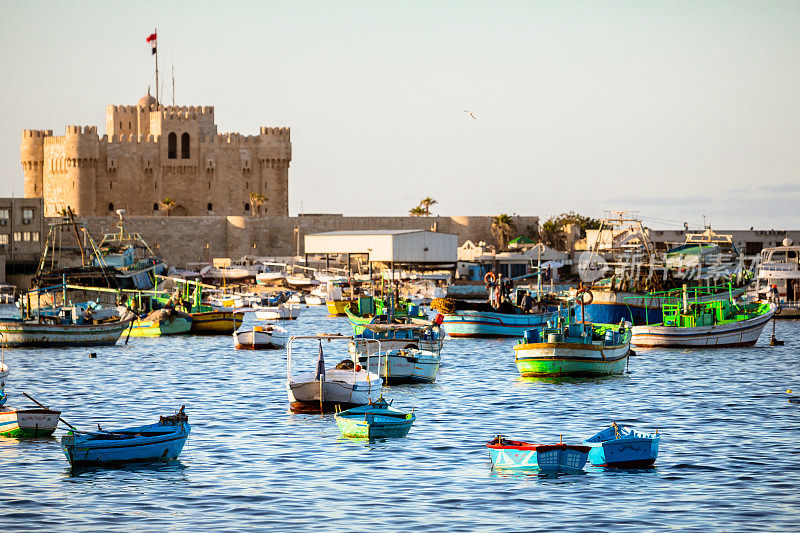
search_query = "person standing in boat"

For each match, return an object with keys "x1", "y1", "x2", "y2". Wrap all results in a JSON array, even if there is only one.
[{"x1": 769, "y1": 284, "x2": 780, "y2": 304}]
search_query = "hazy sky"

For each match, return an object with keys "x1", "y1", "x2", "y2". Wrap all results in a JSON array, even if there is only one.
[{"x1": 1, "y1": 1, "x2": 798, "y2": 229}]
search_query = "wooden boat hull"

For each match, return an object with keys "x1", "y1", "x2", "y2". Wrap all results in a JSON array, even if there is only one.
[
  {"x1": 488, "y1": 443, "x2": 590, "y2": 473},
  {"x1": 287, "y1": 371, "x2": 382, "y2": 413},
  {"x1": 584, "y1": 427, "x2": 659, "y2": 468},
  {"x1": 355, "y1": 350, "x2": 441, "y2": 384},
  {"x1": 234, "y1": 326, "x2": 288, "y2": 349},
  {"x1": 128, "y1": 315, "x2": 193, "y2": 337},
  {"x1": 441, "y1": 309, "x2": 568, "y2": 338},
  {"x1": 0, "y1": 319, "x2": 132, "y2": 347},
  {"x1": 327, "y1": 299, "x2": 356, "y2": 316},
  {"x1": 60, "y1": 421, "x2": 190, "y2": 467},
  {"x1": 335, "y1": 413, "x2": 414, "y2": 439},
  {"x1": 514, "y1": 342, "x2": 630, "y2": 376},
  {"x1": 189, "y1": 310, "x2": 243, "y2": 335},
  {"x1": 631, "y1": 306, "x2": 774, "y2": 347},
  {"x1": 0, "y1": 408, "x2": 60, "y2": 437}
]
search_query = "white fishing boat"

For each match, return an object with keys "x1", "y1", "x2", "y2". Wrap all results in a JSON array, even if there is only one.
[
  {"x1": 314, "y1": 269, "x2": 349, "y2": 284},
  {"x1": 286, "y1": 265, "x2": 319, "y2": 289},
  {"x1": 286, "y1": 334, "x2": 383, "y2": 413},
  {"x1": 755, "y1": 238, "x2": 800, "y2": 318},
  {"x1": 349, "y1": 323, "x2": 445, "y2": 354},
  {"x1": 254, "y1": 303, "x2": 303, "y2": 320},
  {"x1": 286, "y1": 275, "x2": 318, "y2": 288},
  {"x1": 234, "y1": 323, "x2": 289, "y2": 349},
  {"x1": 287, "y1": 293, "x2": 305, "y2": 304},
  {"x1": 353, "y1": 347, "x2": 441, "y2": 384},
  {"x1": 256, "y1": 262, "x2": 287, "y2": 285},
  {"x1": 305, "y1": 295, "x2": 325, "y2": 306}
]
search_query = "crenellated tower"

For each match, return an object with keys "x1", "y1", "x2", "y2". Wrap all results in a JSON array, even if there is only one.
[
  {"x1": 20, "y1": 129, "x2": 52, "y2": 198},
  {"x1": 41, "y1": 126, "x2": 99, "y2": 216}
]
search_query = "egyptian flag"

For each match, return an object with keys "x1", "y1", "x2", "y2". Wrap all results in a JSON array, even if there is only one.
[{"x1": 146, "y1": 32, "x2": 157, "y2": 54}]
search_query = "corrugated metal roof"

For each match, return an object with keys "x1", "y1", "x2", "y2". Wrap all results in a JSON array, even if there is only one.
[
  {"x1": 305, "y1": 229, "x2": 438, "y2": 236},
  {"x1": 304, "y1": 230, "x2": 458, "y2": 262}
]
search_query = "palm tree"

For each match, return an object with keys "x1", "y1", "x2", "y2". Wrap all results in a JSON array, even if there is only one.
[
  {"x1": 159, "y1": 196, "x2": 176, "y2": 217},
  {"x1": 491, "y1": 214, "x2": 516, "y2": 251},
  {"x1": 409, "y1": 206, "x2": 426, "y2": 217},
  {"x1": 249, "y1": 193, "x2": 267, "y2": 217},
  {"x1": 420, "y1": 197, "x2": 438, "y2": 217}
]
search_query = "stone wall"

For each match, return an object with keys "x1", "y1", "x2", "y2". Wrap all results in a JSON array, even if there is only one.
[{"x1": 78, "y1": 214, "x2": 540, "y2": 267}]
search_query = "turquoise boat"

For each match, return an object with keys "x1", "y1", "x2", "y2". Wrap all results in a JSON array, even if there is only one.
[
  {"x1": 486, "y1": 435, "x2": 590, "y2": 473},
  {"x1": 334, "y1": 396, "x2": 415, "y2": 439},
  {"x1": 583, "y1": 423, "x2": 660, "y2": 468},
  {"x1": 60, "y1": 407, "x2": 190, "y2": 467}
]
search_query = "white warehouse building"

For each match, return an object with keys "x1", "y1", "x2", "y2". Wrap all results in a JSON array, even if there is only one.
[{"x1": 304, "y1": 230, "x2": 458, "y2": 268}]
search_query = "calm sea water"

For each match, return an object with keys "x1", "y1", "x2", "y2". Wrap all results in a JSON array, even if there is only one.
[{"x1": 1, "y1": 304, "x2": 799, "y2": 532}]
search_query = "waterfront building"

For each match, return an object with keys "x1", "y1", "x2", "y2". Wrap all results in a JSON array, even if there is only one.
[{"x1": 0, "y1": 197, "x2": 45, "y2": 284}]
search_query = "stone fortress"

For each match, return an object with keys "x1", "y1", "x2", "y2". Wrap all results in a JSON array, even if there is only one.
[
  {"x1": 18, "y1": 93, "x2": 541, "y2": 268},
  {"x1": 21, "y1": 95, "x2": 291, "y2": 217}
]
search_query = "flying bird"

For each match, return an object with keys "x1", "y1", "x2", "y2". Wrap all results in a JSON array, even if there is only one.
[{"x1": 463, "y1": 110, "x2": 477, "y2": 119}]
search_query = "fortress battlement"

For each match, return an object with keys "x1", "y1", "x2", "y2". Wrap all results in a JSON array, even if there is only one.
[
  {"x1": 43, "y1": 135, "x2": 66, "y2": 146},
  {"x1": 159, "y1": 106, "x2": 214, "y2": 121},
  {"x1": 101, "y1": 134, "x2": 161, "y2": 144},
  {"x1": 21, "y1": 129, "x2": 53, "y2": 139},
  {"x1": 260, "y1": 127, "x2": 291, "y2": 140},
  {"x1": 108, "y1": 104, "x2": 214, "y2": 115},
  {"x1": 64, "y1": 125, "x2": 97, "y2": 135}
]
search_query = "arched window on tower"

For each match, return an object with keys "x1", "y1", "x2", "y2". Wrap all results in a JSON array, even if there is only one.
[
  {"x1": 181, "y1": 133, "x2": 190, "y2": 159},
  {"x1": 168, "y1": 132, "x2": 177, "y2": 159}
]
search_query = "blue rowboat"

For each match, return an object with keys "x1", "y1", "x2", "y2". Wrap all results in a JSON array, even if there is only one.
[
  {"x1": 441, "y1": 307, "x2": 570, "y2": 338},
  {"x1": 60, "y1": 407, "x2": 190, "y2": 467},
  {"x1": 334, "y1": 397, "x2": 415, "y2": 439},
  {"x1": 583, "y1": 423, "x2": 659, "y2": 468},
  {"x1": 486, "y1": 435, "x2": 590, "y2": 473}
]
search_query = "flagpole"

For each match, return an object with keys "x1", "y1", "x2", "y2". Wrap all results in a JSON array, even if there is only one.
[{"x1": 154, "y1": 27, "x2": 159, "y2": 106}]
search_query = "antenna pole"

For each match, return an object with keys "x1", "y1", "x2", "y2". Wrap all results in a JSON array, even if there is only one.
[
  {"x1": 171, "y1": 44, "x2": 175, "y2": 106},
  {"x1": 154, "y1": 27, "x2": 159, "y2": 106}
]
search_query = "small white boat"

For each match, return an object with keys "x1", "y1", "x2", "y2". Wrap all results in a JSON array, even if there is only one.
[
  {"x1": 0, "y1": 406, "x2": 61, "y2": 437},
  {"x1": 286, "y1": 334, "x2": 383, "y2": 413},
  {"x1": 256, "y1": 271, "x2": 286, "y2": 285},
  {"x1": 234, "y1": 324, "x2": 288, "y2": 349},
  {"x1": 305, "y1": 295, "x2": 325, "y2": 306},
  {"x1": 286, "y1": 276, "x2": 318, "y2": 288},
  {"x1": 354, "y1": 347, "x2": 442, "y2": 384},
  {"x1": 254, "y1": 303, "x2": 303, "y2": 320},
  {"x1": 315, "y1": 270, "x2": 349, "y2": 284},
  {"x1": 206, "y1": 294, "x2": 245, "y2": 308}
]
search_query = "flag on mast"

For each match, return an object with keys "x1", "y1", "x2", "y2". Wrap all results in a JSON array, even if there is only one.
[{"x1": 146, "y1": 32, "x2": 157, "y2": 55}]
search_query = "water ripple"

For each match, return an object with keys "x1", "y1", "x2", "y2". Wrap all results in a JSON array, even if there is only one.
[{"x1": 0, "y1": 305, "x2": 799, "y2": 531}]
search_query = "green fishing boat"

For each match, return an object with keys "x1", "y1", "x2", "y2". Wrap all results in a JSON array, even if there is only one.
[
  {"x1": 152, "y1": 279, "x2": 243, "y2": 334},
  {"x1": 514, "y1": 291, "x2": 632, "y2": 376},
  {"x1": 630, "y1": 285, "x2": 776, "y2": 347},
  {"x1": 127, "y1": 309, "x2": 192, "y2": 337},
  {"x1": 345, "y1": 296, "x2": 427, "y2": 335}
]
